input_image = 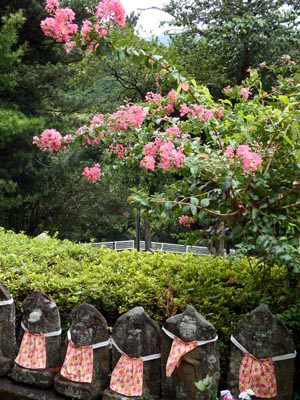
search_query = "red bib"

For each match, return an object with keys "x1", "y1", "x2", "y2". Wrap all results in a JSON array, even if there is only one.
[
  {"x1": 15, "y1": 332, "x2": 47, "y2": 369},
  {"x1": 166, "y1": 336, "x2": 198, "y2": 377},
  {"x1": 239, "y1": 353, "x2": 277, "y2": 398},
  {"x1": 110, "y1": 354, "x2": 144, "y2": 396}
]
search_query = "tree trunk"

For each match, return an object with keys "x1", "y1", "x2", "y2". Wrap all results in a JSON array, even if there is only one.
[{"x1": 143, "y1": 219, "x2": 152, "y2": 251}]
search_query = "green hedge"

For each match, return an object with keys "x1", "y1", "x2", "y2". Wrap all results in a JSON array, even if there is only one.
[{"x1": 0, "y1": 228, "x2": 299, "y2": 390}]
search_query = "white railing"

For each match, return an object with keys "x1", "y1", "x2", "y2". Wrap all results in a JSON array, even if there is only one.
[
  {"x1": 91, "y1": 240, "x2": 221, "y2": 255},
  {"x1": 91, "y1": 240, "x2": 135, "y2": 251}
]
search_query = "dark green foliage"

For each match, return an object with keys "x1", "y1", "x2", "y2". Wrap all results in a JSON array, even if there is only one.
[
  {"x1": 0, "y1": 10, "x2": 25, "y2": 94},
  {"x1": 164, "y1": 0, "x2": 300, "y2": 93}
]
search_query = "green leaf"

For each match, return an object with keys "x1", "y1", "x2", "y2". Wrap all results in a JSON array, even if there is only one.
[
  {"x1": 200, "y1": 198, "x2": 210, "y2": 207},
  {"x1": 190, "y1": 197, "x2": 199, "y2": 206},
  {"x1": 190, "y1": 205, "x2": 198, "y2": 215}
]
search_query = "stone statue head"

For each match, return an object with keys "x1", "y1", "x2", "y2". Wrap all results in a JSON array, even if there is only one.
[
  {"x1": 179, "y1": 315, "x2": 198, "y2": 341},
  {"x1": 22, "y1": 291, "x2": 60, "y2": 333},
  {"x1": 70, "y1": 303, "x2": 108, "y2": 346}
]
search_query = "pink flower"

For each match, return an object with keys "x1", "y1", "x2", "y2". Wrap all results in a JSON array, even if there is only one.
[
  {"x1": 226, "y1": 145, "x2": 263, "y2": 172},
  {"x1": 141, "y1": 138, "x2": 185, "y2": 171},
  {"x1": 180, "y1": 82, "x2": 189, "y2": 91},
  {"x1": 90, "y1": 114, "x2": 105, "y2": 135},
  {"x1": 240, "y1": 87, "x2": 250, "y2": 100},
  {"x1": 213, "y1": 107, "x2": 225, "y2": 119},
  {"x1": 82, "y1": 163, "x2": 102, "y2": 183},
  {"x1": 179, "y1": 103, "x2": 214, "y2": 121},
  {"x1": 165, "y1": 126, "x2": 181, "y2": 137},
  {"x1": 45, "y1": 0, "x2": 60, "y2": 13},
  {"x1": 236, "y1": 145, "x2": 263, "y2": 172},
  {"x1": 81, "y1": 20, "x2": 93, "y2": 36},
  {"x1": 158, "y1": 141, "x2": 185, "y2": 170},
  {"x1": 108, "y1": 105, "x2": 146, "y2": 131},
  {"x1": 236, "y1": 145, "x2": 250, "y2": 156},
  {"x1": 41, "y1": 7, "x2": 78, "y2": 43},
  {"x1": 140, "y1": 155, "x2": 156, "y2": 171},
  {"x1": 223, "y1": 85, "x2": 233, "y2": 93},
  {"x1": 164, "y1": 104, "x2": 174, "y2": 115},
  {"x1": 95, "y1": 0, "x2": 126, "y2": 27},
  {"x1": 167, "y1": 89, "x2": 177, "y2": 105},
  {"x1": 109, "y1": 143, "x2": 128, "y2": 158},
  {"x1": 145, "y1": 92, "x2": 162, "y2": 104},
  {"x1": 33, "y1": 129, "x2": 62, "y2": 152},
  {"x1": 179, "y1": 103, "x2": 190, "y2": 117},
  {"x1": 225, "y1": 146, "x2": 234, "y2": 161},
  {"x1": 241, "y1": 151, "x2": 263, "y2": 172},
  {"x1": 65, "y1": 40, "x2": 76, "y2": 53},
  {"x1": 143, "y1": 142, "x2": 157, "y2": 157},
  {"x1": 178, "y1": 215, "x2": 195, "y2": 227}
]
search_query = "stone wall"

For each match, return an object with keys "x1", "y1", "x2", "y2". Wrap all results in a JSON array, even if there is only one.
[{"x1": 0, "y1": 285, "x2": 297, "y2": 400}]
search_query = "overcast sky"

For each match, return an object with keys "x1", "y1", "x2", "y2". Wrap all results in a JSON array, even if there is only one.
[{"x1": 121, "y1": 0, "x2": 174, "y2": 37}]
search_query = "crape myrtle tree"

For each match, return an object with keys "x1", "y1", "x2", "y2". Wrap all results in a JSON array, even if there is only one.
[
  {"x1": 163, "y1": 0, "x2": 300, "y2": 94},
  {"x1": 34, "y1": 0, "x2": 300, "y2": 271}
]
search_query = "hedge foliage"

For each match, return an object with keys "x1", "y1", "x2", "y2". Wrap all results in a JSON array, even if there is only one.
[{"x1": 0, "y1": 228, "x2": 298, "y2": 338}]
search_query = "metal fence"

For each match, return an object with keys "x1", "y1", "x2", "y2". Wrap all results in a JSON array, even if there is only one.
[{"x1": 91, "y1": 240, "x2": 218, "y2": 255}]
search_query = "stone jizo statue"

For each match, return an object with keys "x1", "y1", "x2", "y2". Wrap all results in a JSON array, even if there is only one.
[
  {"x1": 161, "y1": 305, "x2": 220, "y2": 400},
  {"x1": 228, "y1": 304, "x2": 296, "y2": 400},
  {"x1": 103, "y1": 306, "x2": 161, "y2": 400},
  {"x1": 0, "y1": 282, "x2": 16, "y2": 376},
  {"x1": 10, "y1": 291, "x2": 61, "y2": 388},
  {"x1": 54, "y1": 303, "x2": 110, "y2": 400}
]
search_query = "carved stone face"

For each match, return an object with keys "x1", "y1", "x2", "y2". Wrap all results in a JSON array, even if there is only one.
[
  {"x1": 71, "y1": 321, "x2": 92, "y2": 346},
  {"x1": 23, "y1": 292, "x2": 58, "y2": 333},
  {"x1": 179, "y1": 315, "x2": 197, "y2": 341},
  {"x1": 127, "y1": 329, "x2": 143, "y2": 356}
]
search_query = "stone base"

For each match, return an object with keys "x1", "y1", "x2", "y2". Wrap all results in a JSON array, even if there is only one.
[
  {"x1": 0, "y1": 376, "x2": 66, "y2": 400},
  {"x1": 102, "y1": 387, "x2": 162, "y2": 400},
  {"x1": 9, "y1": 364, "x2": 55, "y2": 389},
  {"x1": 0, "y1": 356, "x2": 14, "y2": 377},
  {"x1": 102, "y1": 387, "x2": 141, "y2": 400},
  {"x1": 54, "y1": 374, "x2": 102, "y2": 400}
]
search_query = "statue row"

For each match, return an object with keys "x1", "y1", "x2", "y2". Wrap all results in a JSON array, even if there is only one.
[{"x1": 0, "y1": 283, "x2": 296, "y2": 400}]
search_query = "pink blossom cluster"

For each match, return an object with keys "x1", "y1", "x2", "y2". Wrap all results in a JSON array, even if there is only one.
[
  {"x1": 225, "y1": 145, "x2": 263, "y2": 172},
  {"x1": 240, "y1": 87, "x2": 250, "y2": 100},
  {"x1": 45, "y1": 0, "x2": 60, "y2": 13},
  {"x1": 140, "y1": 138, "x2": 186, "y2": 171},
  {"x1": 90, "y1": 113, "x2": 105, "y2": 130},
  {"x1": 95, "y1": 0, "x2": 126, "y2": 27},
  {"x1": 179, "y1": 103, "x2": 224, "y2": 121},
  {"x1": 178, "y1": 214, "x2": 195, "y2": 227},
  {"x1": 164, "y1": 126, "x2": 181, "y2": 137},
  {"x1": 109, "y1": 143, "x2": 129, "y2": 159},
  {"x1": 108, "y1": 105, "x2": 147, "y2": 131},
  {"x1": 79, "y1": 20, "x2": 110, "y2": 46},
  {"x1": 145, "y1": 92, "x2": 162, "y2": 104},
  {"x1": 76, "y1": 114, "x2": 106, "y2": 145},
  {"x1": 76, "y1": 106, "x2": 147, "y2": 147},
  {"x1": 281, "y1": 54, "x2": 295, "y2": 65},
  {"x1": 33, "y1": 129, "x2": 73, "y2": 152},
  {"x1": 145, "y1": 90, "x2": 178, "y2": 116},
  {"x1": 41, "y1": 2, "x2": 78, "y2": 43},
  {"x1": 82, "y1": 163, "x2": 102, "y2": 183},
  {"x1": 41, "y1": 0, "x2": 126, "y2": 52}
]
